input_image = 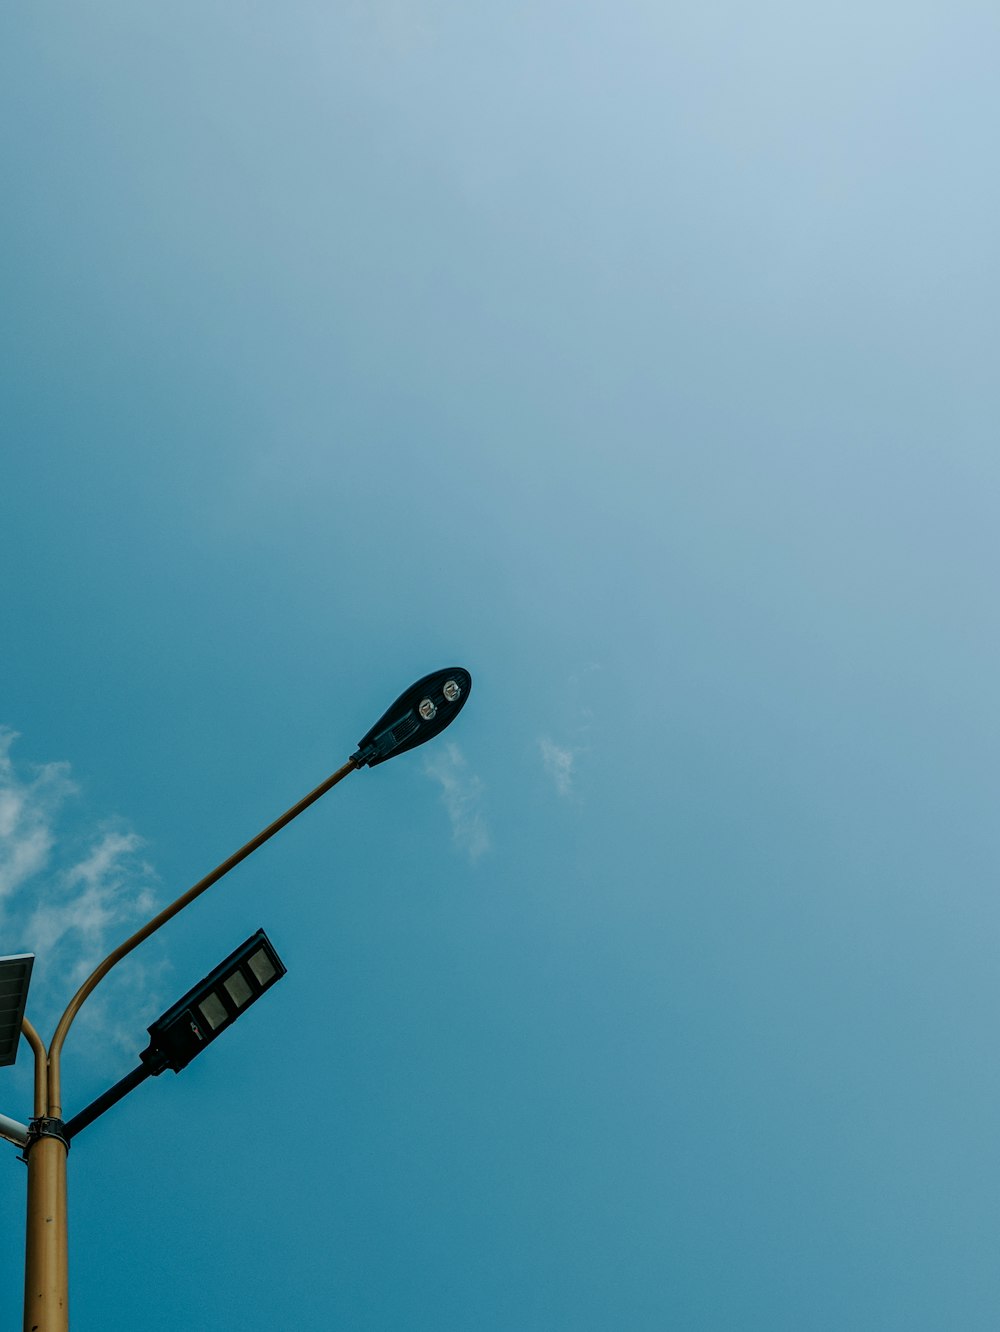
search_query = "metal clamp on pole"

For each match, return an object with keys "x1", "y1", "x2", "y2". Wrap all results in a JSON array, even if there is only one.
[
  {"x1": 21, "y1": 1118, "x2": 70, "y2": 1172},
  {"x1": 22, "y1": 1117, "x2": 70, "y2": 1160}
]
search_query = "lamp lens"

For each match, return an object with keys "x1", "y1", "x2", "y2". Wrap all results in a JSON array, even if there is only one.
[
  {"x1": 443, "y1": 680, "x2": 461, "y2": 702},
  {"x1": 418, "y1": 698, "x2": 437, "y2": 720},
  {"x1": 248, "y1": 948, "x2": 277, "y2": 985},
  {"x1": 198, "y1": 993, "x2": 228, "y2": 1031},
  {"x1": 224, "y1": 970, "x2": 253, "y2": 1008}
]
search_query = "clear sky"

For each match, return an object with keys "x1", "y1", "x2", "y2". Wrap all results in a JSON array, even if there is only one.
[{"x1": 2, "y1": 2, "x2": 999, "y2": 1329}]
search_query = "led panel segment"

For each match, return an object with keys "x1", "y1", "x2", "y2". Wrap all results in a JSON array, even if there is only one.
[{"x1": 0, "y1": 954, "x2": 34, "y2": 1067}]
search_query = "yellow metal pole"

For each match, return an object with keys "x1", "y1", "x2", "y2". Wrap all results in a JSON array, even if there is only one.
[
  {"x1": 21, "y1": 1017, "x2": 69, "y2": 1332},
  {"x1": 23, "y1": 1136, "x2": 68, "y2": 1332}
]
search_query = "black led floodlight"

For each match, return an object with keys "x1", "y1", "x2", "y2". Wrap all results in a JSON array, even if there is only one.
[
  {"x1": 63, "y1": 931, "x2": 287, "y2": 1142},
  {"x1": 0, "y1": 954, "x2": 34, "y2": 1068},
  {"x1": 142, "y1": 929, "x2": 286, "y2": 1074},
  {"x1": 352, "y1": 667, "x2": 472, "y2": 767}
]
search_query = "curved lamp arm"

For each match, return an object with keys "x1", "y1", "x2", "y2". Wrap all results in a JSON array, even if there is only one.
[
  {"x1": 46, "y1": 757, "x2": 358, "y2": 1117},
  {"x1": 21, "y1": 1017, "x2": 48, "y2": 1118}
]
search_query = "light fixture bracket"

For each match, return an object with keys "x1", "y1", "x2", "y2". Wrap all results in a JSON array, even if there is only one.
[{"x1": 22, "y1": 1117, "x2": 70, "y2": 1160}]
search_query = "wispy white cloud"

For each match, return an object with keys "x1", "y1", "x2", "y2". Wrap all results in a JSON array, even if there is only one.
[
  {"x1": 0, "y1": 729, "x2": 75, "y2": 906},
  {"x1": 423, "y1": 742, "x2": 491, "y2": 862},
  {"x1": 0, "y1": 727, "x2": 162, "y2": 1056},
  {"x1": 537, "y1": 663, "x2": 601, "y2": 799},
  {"x1": 28, "y1": 831, "x2": 157, "y2": 983},
  {"x1": 540, "y1": 660, "x2": 601, "y2": 793},
  {"x1": 538, "y1": 736, "x2": 576, "y2": 797}
]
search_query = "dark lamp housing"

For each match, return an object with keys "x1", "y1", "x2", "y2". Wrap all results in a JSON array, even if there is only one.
[
  {"x1": 352, "y1": 667, "x2": 472, "y2": 767},
  {"x1": 142, "y1": 930, "x2": 286, "y2": 1074},
  {"x1": 0, "y1": 954, "x2": 34, "y2": 1068}
]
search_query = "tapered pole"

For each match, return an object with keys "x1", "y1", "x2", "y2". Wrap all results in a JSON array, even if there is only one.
[
  {"x1": 21, "y1": 1015, "x2": 68, "y2": 1332},
  {"x1": 24, "y1": 1135, "x2": 68, "y2": 1332}
]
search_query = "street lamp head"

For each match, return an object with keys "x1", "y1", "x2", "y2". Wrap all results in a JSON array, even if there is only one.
[
  {"x1": 351, "y1": 666, "x2": 472, "y2": 768},
  {"x1": 141, "y1": 929, "x2": 286, "y2": 1075}
]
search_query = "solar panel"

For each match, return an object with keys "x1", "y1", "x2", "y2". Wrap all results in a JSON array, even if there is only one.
[{"x1": 0, "y1": 954, "x2": 34, "y2": 1067}]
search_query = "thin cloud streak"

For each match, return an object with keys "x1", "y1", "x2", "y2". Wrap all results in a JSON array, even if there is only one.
[
  {"x1": 0, "y1": 727, "x2": 162, "y2": 1051},
  {"x1": 538, "y1": 736, "x2": 576, "y2": 797},
  {"x1": 423, "y1": 742, "x2": 491, "y2": 862},
  {"x1": 0, "y1": 729, "x2": 75, "y2": 907},
  {"x1": 537, "y1": 664, "x2": 600, "y2": 799}
]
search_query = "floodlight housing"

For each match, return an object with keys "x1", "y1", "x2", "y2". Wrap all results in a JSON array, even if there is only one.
[
  {"x1": 352, "y1": 667, "x2": 472, "y2": 767},
  {"x1": 141, "y1": 929, "x2": 286, "y2": 1074},
  {"x1": 0, "y1": 954, "x2": 34, "y2": 1068}
]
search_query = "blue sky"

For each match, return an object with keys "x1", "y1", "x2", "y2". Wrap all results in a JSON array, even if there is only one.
[{"x1": 2, "y1": 2, "x2": 1000, "y2": 1328}]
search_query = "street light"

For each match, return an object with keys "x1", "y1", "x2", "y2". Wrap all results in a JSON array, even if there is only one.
[
  {"x1": 142, "y1": 928, "x2": 286, "y2": 1073},
  {"x1": 61, "y1": 930, "x2": 286, "y2": 1142},
  {"x1": 2, "y1": 666, "x2": 473, "y2": 1332}
]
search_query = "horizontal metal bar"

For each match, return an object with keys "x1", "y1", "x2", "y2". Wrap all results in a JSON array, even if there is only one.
[
  {"x1": 0, "y1": 1110, "x2": 29, "y2": 1148},
  {"x1": 64, "y1": 1062, "x2": 156, "y2": 1141}
]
